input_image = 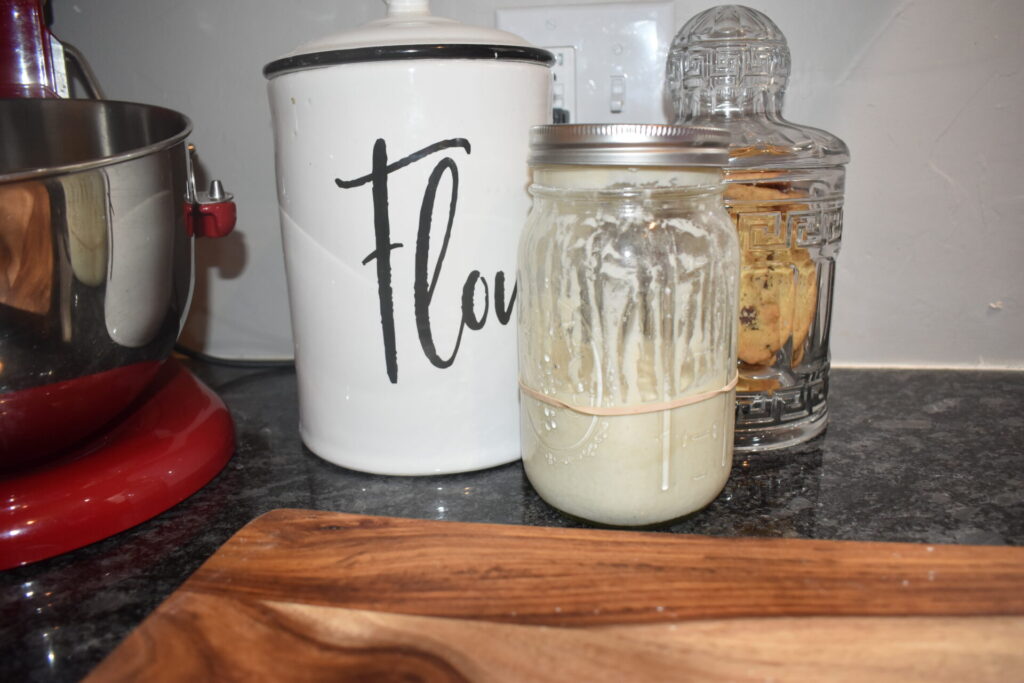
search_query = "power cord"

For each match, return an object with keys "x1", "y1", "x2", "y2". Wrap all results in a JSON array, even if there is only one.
[{"x1": 173, "y1": 343, "x2": 295, "y2": 370}]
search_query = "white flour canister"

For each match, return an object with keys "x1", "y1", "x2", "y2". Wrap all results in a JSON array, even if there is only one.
[{"x1": 264, "y1": 0, "x2": 553, "y2": 474}]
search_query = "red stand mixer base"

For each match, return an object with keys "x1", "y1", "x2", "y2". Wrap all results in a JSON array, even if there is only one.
[
  {"x1": 0, "y1": 361, "x2": 165, "y2": 468},
  {"x1": 0, "y1": 359, "x2": 234, "y2": 569}
]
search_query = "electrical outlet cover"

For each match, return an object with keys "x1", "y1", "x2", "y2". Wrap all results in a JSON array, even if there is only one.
[{"x1": 497, "y1": 2, "x2": 675, "y2": 124}]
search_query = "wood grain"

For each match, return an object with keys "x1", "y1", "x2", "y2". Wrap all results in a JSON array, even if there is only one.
[{"x1": 88, "y1": 509, "x2": 1024, "y2": 681}]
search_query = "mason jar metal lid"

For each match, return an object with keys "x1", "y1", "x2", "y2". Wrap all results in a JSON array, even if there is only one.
[{"x1": 528, "y1": 123, "x2": 730, "y2": 167}]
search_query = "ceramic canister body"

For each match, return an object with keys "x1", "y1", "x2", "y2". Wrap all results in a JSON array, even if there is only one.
[{"x1": 268, "y1": 57, "x2": 550, "y2": 474}]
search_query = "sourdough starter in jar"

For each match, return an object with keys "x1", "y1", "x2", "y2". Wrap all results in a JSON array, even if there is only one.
[{"x1": 518, "y1": 124, "x2": 739, "y2": 526}]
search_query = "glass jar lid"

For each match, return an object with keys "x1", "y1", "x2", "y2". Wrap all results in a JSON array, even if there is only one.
[
  {"x1": 666, "y1": 5, "x2": 849, "y2": 168},
  {"x1": 667, "y1": 5, "x2": 791, "y2": 108},
  {"x1": 528, "y1": 124, "x2": 730, "y2": 167}
]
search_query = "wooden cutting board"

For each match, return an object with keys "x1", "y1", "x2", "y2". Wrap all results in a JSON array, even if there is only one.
[{"x1": 89, "y1": 509, "x2": 1024, "y2": 682}]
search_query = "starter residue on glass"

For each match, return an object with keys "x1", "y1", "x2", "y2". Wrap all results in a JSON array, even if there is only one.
[{"x1": 518, "y1": 190, "x2": 736, "y2": 526}]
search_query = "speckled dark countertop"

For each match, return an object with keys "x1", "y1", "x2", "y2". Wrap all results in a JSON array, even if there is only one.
[{"x1": 3, "y1": 363, "x2": 1022, "y2": 681}]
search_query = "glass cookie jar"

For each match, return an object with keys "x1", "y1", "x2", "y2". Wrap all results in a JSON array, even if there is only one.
[
  {"x1": 668, "y1": 5, "x2": 849, "y2": 452},
  {"x1": 517, "y1": 124, "x2": 739, "y2": 526}
]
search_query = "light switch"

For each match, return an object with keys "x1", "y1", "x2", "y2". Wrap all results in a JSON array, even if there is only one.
[
  {"x1": 610, "y1": 74, "x2": 625, "y2": 113},
  {"x1": 497, "y1": 2, "x2": 675, "y2": 124},
  {"x1": 547, "y1": 46, "x2": 577, "y2": 122}
]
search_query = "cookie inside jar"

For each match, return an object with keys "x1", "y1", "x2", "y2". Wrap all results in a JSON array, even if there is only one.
[{"x1": 724, "y1": 166, "x2": 818, "y2": 394}]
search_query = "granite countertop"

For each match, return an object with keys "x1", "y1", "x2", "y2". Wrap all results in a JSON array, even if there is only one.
[{"x1": 3, "y1": 363, "x2": 1022, "y2": 680}]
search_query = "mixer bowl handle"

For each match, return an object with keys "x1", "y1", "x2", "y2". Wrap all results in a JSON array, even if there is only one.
[{"x1": 184, "y1": 144, "x2": 237, "y2": 238}]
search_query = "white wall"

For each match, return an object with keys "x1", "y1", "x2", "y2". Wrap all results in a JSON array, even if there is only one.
[{"x1": 51, "y1": 0, "x2": 1024, "y2": 369}]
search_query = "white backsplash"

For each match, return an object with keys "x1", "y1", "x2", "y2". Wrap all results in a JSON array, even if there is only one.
[{"x1": 51, "y1": 0, "x2": 1024, "y2": 368}]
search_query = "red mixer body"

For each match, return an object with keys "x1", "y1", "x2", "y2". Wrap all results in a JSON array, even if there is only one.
[
  {"x1": 0, "y1": 2, "x2": 237, "y2": 567},
  {"x1": 0, "y1": 0, "x2": 66, "y2": 98}
]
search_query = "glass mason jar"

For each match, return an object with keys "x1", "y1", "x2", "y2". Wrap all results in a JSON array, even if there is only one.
[
  {"x1": 517, "y1": 124, "x2": 739, "y2": 526},
  {"x1": 668, "y1": 5, "x2": 850, "y2": 452}
]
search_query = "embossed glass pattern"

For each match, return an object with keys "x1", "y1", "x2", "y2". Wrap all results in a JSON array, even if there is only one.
[{"x1": 668, "y1": 5, "x2": 850, "y2": 452}]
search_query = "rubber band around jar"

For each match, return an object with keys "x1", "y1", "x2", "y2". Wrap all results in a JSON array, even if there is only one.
[{"x1": 518, "y1": 373, "x2": 739, "y2": 417}]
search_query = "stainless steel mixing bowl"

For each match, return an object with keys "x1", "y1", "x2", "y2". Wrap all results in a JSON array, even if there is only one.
[{"x1": 0, "y1": 98, "x2": 227, "y2": 468}]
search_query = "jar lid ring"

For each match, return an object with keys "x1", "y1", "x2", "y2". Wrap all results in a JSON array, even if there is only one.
[{"x1": 528, "y1": 123, "x2": 730, "y2": 167}]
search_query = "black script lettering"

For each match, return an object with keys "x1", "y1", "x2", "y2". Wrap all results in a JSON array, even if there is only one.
[
  {"x1": 494, "y1": 271, "x2": 516, "y2": 325},
  {"x1": 462, "y1": 271, "x2": 489, "y2": 331},
  {"x1": 335, "y1": 137, "x2": 517, "y2": 384},
  {"x1": 336, "y1": 138, "x2": 470, "y2": 383},
  {"x1": 414, "y1": 159, "x2": 493, "y2": 367},
  {"x1": 415, "y1": 157, "x2": 464, "y2": 366},
  {"x1": 358, "y1": 139, "x2": 402, "y2": 384}
]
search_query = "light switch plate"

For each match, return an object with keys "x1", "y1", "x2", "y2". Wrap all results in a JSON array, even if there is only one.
[{"x1": 497, "y1": 2, "x2": 675, "y2": 124}]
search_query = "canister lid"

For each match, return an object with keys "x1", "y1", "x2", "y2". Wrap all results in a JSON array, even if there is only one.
[
  {"x1": 264, "y1": 0, "x2": 553, "y2": 78},
  {"x1": 528, "y1": 124, "x2": 731, "y2": 167}
]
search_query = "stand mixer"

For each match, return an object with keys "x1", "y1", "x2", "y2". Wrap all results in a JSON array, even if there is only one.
[{"x1": 1, "y1": 0, "x2": 237, "y2": 569}]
